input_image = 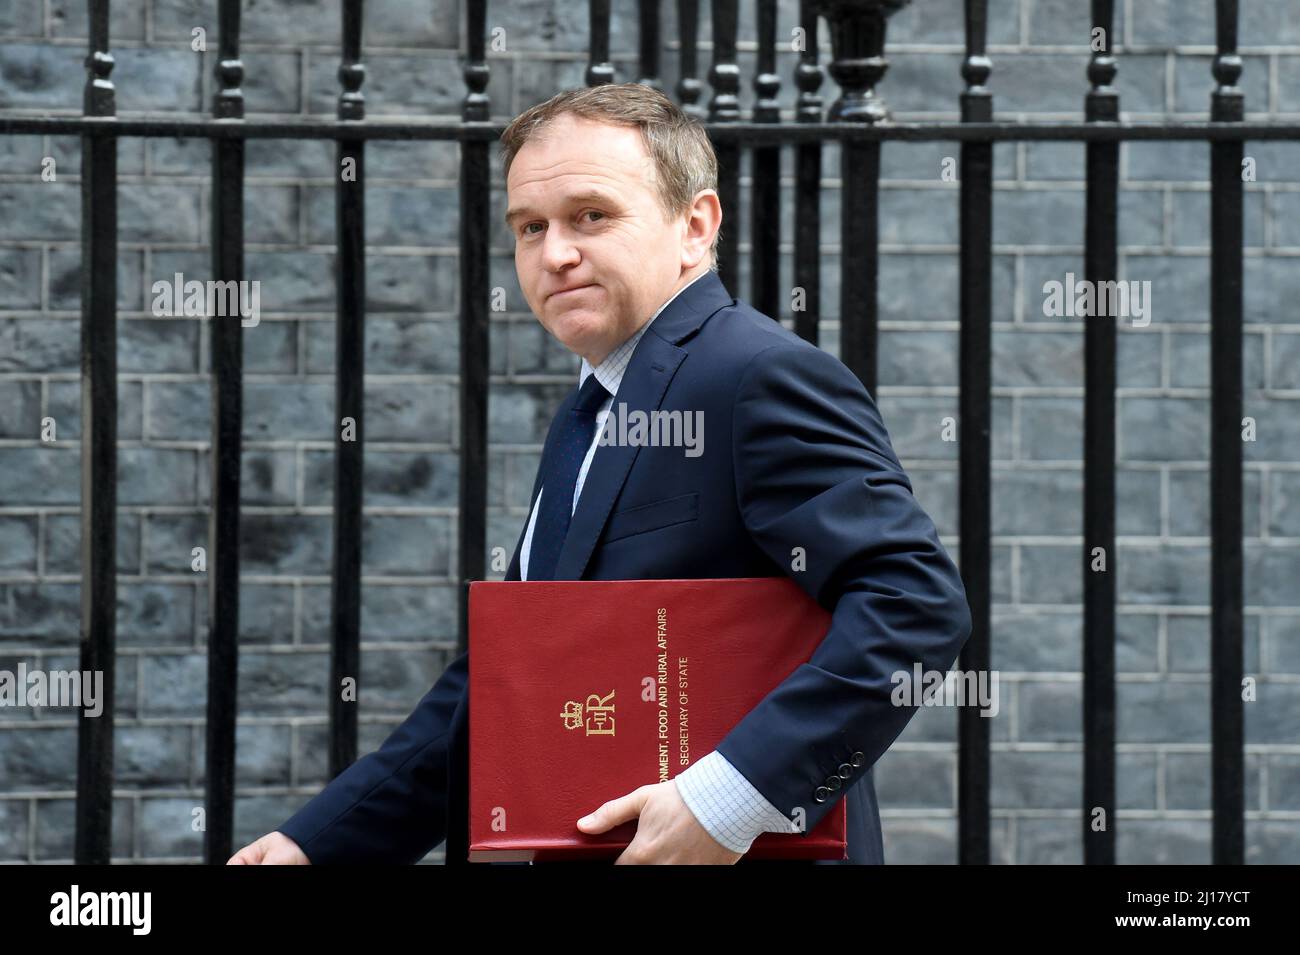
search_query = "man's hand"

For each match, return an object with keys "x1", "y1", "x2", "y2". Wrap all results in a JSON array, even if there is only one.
[
  {"x1": 576, "y1": 780, "x2": 744, "y2": 864},
  {"x1": 226, "y1": 831, "x2": 311, "y2": 865}
]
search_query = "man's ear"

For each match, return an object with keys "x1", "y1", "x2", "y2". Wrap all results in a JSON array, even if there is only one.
[{"x1": 681, "y1": 190, "x2": 722, "y2": 270}]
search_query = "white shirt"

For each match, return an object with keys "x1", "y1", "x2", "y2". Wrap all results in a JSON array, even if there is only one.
[{"x1": 519, "y1": 271, "x2": 800, "y2": 853}]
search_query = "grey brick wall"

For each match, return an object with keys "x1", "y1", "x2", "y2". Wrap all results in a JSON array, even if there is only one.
[{"x1": 1, "y1": 0, "x2": 1298, "y2": 864}]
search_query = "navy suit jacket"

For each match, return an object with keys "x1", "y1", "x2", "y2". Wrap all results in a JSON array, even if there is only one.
[{"x1": 278, "y1": 270, "x2": 972, "y2": 865}]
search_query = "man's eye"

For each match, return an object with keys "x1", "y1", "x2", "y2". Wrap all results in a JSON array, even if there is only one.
[
  {"x1": 522, "y1": 223, "x2": 542, "y2": 235},
  {"x1": 584, "y1": 211, "x2": 604, "y2": 223}
]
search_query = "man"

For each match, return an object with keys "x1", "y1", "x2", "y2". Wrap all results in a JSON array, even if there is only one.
[{"x1": 229, "y1": 83, "x2": 971, "y2": 866}]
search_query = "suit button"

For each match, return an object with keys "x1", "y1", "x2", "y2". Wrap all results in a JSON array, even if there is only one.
[
  {"x1": 825, "y1": 775, "x2": 841, "y2": 792},
  {"x1": 813, "y1": 786, "x2": 829, "y2": 803},
  {"x1": 851, "y1": 751, "x2": 865, "y2": 767},
  {"x1": 837, "y1": 763, "x2": 854, "y2": 779}
]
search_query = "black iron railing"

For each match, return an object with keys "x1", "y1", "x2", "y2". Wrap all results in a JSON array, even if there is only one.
[{"x1": 0, "y1": 0, "x2": 1290, "y2": 865}]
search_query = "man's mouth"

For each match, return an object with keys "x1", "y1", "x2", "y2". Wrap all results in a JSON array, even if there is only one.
[{"x1": 549, "y1": 284, "x2": 596, "y2": 300}]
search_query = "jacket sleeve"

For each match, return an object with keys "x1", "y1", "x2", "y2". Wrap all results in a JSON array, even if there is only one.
[
  {"x1": 713, "y1": 342, "x2": 972, "y2": 835},
  {"x1": 277, "y1": 649, "x2": 468, "y2": 863}
]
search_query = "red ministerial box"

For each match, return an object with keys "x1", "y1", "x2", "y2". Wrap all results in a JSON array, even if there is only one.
[{"x1": 468, "y1": 577, "x2": 847, "y2": 862}]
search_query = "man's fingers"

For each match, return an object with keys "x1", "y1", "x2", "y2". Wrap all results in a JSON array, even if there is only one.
[{"x1": 577, "y1": 786, "x2": 649, "y2": 833}]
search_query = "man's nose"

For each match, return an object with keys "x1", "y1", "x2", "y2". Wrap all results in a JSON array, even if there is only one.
[{"x1": 539, "y1": 225, "x2": 581, "y2": 271}]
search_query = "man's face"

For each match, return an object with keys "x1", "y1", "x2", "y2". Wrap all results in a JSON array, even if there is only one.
[{"x1": 506, "y1": 114, "x2": 697, "y2": 366}]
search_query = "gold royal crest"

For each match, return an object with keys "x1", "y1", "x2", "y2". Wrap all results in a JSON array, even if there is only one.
[{"x1": 561, "y1": 690, "x2": 616, "y2": 736}]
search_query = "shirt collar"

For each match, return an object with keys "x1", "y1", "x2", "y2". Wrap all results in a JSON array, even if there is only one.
[{"x1": 578, "y1": 273, "x2": 710, "y2": 397}]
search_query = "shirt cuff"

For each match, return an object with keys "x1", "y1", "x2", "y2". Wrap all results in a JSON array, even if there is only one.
[{"x1": 673, "y1": 750, "x2": 799, "y2": 854}]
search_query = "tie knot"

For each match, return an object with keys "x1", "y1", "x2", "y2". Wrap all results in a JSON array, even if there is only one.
[{"x1": 573, "y1": 374, "x2": 610, "y2": 415}]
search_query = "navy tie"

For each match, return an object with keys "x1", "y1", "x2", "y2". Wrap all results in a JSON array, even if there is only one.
[{"x1": 527, "y1": 373, "x2": 611, "y2": 581}]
